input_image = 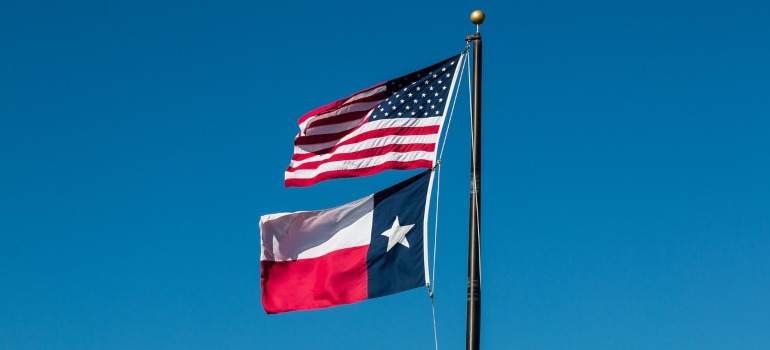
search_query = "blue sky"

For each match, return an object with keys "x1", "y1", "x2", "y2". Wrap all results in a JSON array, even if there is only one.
[{"x1": 2, "y1": 0, "x2": 769, "y2": 349}]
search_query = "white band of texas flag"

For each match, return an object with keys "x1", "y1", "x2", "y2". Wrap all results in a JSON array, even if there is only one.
[{"x1": 260, "y1": 170, "x2": 434, "y2": 314}]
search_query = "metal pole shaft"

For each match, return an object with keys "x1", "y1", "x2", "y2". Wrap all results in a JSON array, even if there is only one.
[{"x1": 466, "y1": 31, "x2": 482, "y2": 350}]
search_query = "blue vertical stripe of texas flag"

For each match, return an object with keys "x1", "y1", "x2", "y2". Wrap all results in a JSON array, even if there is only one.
[{"x1": 366, "y1": 170, "x2": 431, "y2": 298}]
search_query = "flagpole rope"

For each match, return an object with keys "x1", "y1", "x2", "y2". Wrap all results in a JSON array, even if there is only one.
[
  {"x1": 432, "y1": 51, "x2": 469, "y2": 292},
  {"x1": 432, "y1": 163, "x2": 441, "y2": 291},
  {"x1": 427, "y1": 167, "x2": 440, "y2": 350},
  {"x1": 466, "y1": 53, "x2": 482, "y2": 282},
  {"x1": 434, "y1": 51, "x2": 469, "y2": 286},
  {"x1": 430, "y1": 294, "x2": 440, "y2": 350},
  {"x1": 437, "y1": 49, "x2": 469, "y2": 162},
  {"x1": 431, "y1": 51, "x2": 470, "y2": 291},
  {"x1": 426, "y1": 51, "x2": 469, "y2": 350}
]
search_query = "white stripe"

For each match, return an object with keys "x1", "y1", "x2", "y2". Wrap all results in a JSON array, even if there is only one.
[
  {"x1": 343, "y1": 84, "x2": 387, "y2": 104},
  {"x1": 285, "y1": 150, "x2": 437, "y2": 180},
  {"x1": 289, "y1": 134, "x2": 441, "y2": 168},
  {"x1": 294, "y1": 116, "x2": 444, "y2": 154},
  {"x1": 301, "y1": 100, "x2": 380, "y2": 135},
  {"x1": 302, "y1": 108, "x2": 372, "y2": 137},
  {"x1": 260, "y1": 195, "x2": 374, "y2": 261},
  {"x1": 297, "y1": 85, "x2": 387, "y2": 131}
]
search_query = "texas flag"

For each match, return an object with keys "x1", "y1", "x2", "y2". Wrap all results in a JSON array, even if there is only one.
[{"x1": 260, "y1": 170, "x2": 433, "y2": 314}]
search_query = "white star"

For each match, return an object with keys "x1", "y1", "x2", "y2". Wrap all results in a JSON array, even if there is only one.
[{"x1": 380, "y1": 216, "x2": 414, "y2": 252}]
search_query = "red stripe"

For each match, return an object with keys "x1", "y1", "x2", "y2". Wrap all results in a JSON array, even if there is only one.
[
  {"x1": 294, "y1": 123, "x2": 440, "y2": 151},
  {"x1": 293, "y1": 124, "x2": 440, "y2": 157},
  {"x1": 287, "y1": 143, "x2": 436, "y2": 172},
  {"x1": 297, "y1": 83, "x2": 386, "y2": 125},
  {"x1": 304, "y1": 96, "x2": 386, "y2": 131},
  {"x1": 284, "y1": 160, "x2": 434, "y2": 187},
  {"x1": 294, "y1": 120, "x2": 367, "y2": 146},
  {"x1": 261, "y1": 245, "x2": 369, "y2": 314},
  {"x1": 303, "y1": 109, "x2": 371, "y2": 135}
]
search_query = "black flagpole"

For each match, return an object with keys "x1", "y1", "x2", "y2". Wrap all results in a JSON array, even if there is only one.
[{"x1": 466, "y1": 10, "x2": 485, "y2": 350}]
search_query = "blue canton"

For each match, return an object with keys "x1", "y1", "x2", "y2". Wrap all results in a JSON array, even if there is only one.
[{"x1": 369, "y1": 54, "x2": 462, "y2": 121}]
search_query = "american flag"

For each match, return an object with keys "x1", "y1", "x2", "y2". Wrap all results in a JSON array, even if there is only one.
[{"x1": 285, "y1": 53, "x2": 465, "y2": 187}]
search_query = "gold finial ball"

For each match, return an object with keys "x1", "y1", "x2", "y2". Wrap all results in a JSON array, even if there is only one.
[{"x1": 470, "y1": 10, "x2": 485, "y2": 25}]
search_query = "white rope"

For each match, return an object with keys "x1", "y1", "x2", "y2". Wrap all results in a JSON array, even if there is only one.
[
  {"x1": 428, "y1": 171, "x2": 440, "y2": 350},
  {"x1": 432, "y1": 50, "x2": 469, "y2": 291},
  {"x1": 427, "y1": 164, "x2": 445, "y2": 350},
  {"x1": 437, "y1": 51, "x2": 469, "y2": 162},
  {"x1": 430, "y1": 295, "x2": 439, "y2": 350},
  {"x1": 467, "y1": 53, "x2": 473, "y2": 134},
  {"x1": 433, "y1": 51, "x2": 468, "y2": 285},
  {"x1": 466, "y1": 52, "x2": 482, "y2": 282},
  {"x1": 431, "y1": 162, "x2": 441, "y2": 289},
  {"x1": 427, "y1": 163, "x2": 442, "y2": 350},
  {"x1": 427, "y1": 50, "x2": 470, "y2": 350}
]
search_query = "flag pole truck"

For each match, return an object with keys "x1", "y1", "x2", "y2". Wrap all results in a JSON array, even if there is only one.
[{"x1": 466, "y1": 9, "x2": 485, "y2": 350}]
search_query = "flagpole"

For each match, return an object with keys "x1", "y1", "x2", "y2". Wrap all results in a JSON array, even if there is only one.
[{"x1": 466, "y1": 10, "x2": 485, "y2": 350}]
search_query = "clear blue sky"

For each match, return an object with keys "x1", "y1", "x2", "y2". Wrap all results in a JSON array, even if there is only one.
[{"x1": 2, "y1": 0, "x2": 769, "y2": 349}]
